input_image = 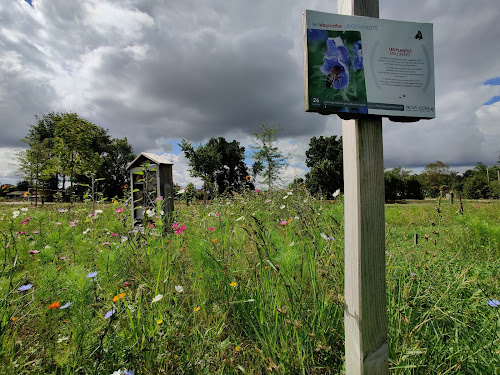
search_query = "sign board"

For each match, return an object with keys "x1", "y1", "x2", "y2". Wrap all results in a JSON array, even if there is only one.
[{"x1": 303, "y1": 10, "x2": 435, "y2": 119}]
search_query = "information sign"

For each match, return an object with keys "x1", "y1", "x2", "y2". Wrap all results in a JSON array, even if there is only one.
[{"x1": 303, "y1": 10, "x2": 435, "y2": 119}]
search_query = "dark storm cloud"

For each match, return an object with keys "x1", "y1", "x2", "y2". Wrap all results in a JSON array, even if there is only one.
[{"x1": 1, "y1": 0, "x2": 499, "y2": 186}]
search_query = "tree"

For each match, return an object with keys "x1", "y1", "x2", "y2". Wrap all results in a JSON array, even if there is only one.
[
  {"x1": 384, "y1": 167, "x2": 423, "y2": 201},
  {"x1": 93, "y1": 137, "x2": 135, "y2": 199},
  {"x1": 462, "y1": 162, "x2": 499, "y2": 199},
  {"x1": 17, "y1": 113, "x2": 134, "y2": 201},
  {"x1": 208, "y1": 137, "x2": 249, "y2": 195},
  {"x1": 180, "y1": 137, "x2": 249, "y2": 198},
  {"x1": 52, "y1": 113, "x2": 105, "y2": 199},
  {"x1": 304, "y1": 135, "x2": 343, "y2": 198},
  {"x1": 250, "y1": 123, "x2": 286, "y2": 190},
  {"x1": 418, "y1": 161, "x2": 459, "y2": 197},
  {"x1": 463, "y1": 175, "x2": 492, "y2": 199}
]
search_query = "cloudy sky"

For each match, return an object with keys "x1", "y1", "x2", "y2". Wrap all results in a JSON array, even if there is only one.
[{"x1": 1, "y1": 0, "x2": 499, "y2": 188}]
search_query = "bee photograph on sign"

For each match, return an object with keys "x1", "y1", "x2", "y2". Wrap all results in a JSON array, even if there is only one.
[{"x1": 306, "y1": 29, "x2": 367, "y2": 114}]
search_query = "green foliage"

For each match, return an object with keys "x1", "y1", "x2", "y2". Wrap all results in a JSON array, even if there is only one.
[
  {"x1": 251, "y1": 123, "x2": 287, "y2": 190},
  {"x1": 305, "y1": 135, "x2": 343, "y2": 198},
  {"x1": 180, "y1": 137, "x2": 249, "y2": 197},
  {"x1": 184, "y1": 182, "x2": 196, "y2": 205},
  {"x1": 418, "y1": 161, "x2": 459, "y2": 197},
  {"x1": 17, "y1": 113, "x2": 134, "y2": 201},
  {"x1": 462, "y1": 162, "x2": 499, "y2": 199},
  {"x1": 385, "y1": 167, "x2": 423, "y2": 201},
  {"x1": 463, "y1": 175, "x2": 492, "y2": 199},
  {"x1": 0, "y1": 191, "x2": 499, "y2": 374}
]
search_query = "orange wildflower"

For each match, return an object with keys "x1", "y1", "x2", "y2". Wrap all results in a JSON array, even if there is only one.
[
  {"x1": 112, "y1": 293, "x2": 126, "y2": 302},
  {"x1": 49, "y1": 301, "x2": 60, "y2": 309}
]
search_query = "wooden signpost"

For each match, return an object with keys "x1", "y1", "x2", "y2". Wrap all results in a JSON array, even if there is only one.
[
  {"x1": 303, "y1": 0, "x2": 435, "y2": 373},
  {"x1": 339, "y1": 3, "x2": 388, "y2": 375}
]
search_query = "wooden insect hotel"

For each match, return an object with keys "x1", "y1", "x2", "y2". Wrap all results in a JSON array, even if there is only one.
[{"x1": 126, "y1": 152, "x2": 174, "y2": 225}]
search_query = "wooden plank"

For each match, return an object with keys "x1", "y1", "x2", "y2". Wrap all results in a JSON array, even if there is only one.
[{"x1": 338, "y1": 1, "x2": 389, "y2": 374}]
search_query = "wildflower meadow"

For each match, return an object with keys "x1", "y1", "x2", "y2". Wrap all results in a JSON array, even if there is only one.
[{"x1": 0, "y1": 190, "x2": 498, "y2": 374}]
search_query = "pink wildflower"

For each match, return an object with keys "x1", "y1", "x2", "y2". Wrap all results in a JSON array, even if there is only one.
[
  {"x1": 171, "y1": 223, "x2": 180, "y2": 229},
  {"x1": 208, "y1": 227, "x2": 215, "y2": 231},
  {"x1": 115, "y1": 208, "x2": 125, "y2": 213},
  {"x1": 175, "y1": 225, "x2": 187, "y2": 234},
  {"x1": 280, "y1": 220, "x2": 287, "y2": 226},
  {"x1": 29, "y1": 250, "x2": 40, "y2": 254}
]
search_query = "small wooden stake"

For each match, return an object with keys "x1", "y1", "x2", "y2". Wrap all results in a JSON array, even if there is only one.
[{"x1": 339, "y1": 1, "x2": 389, "y2": 374}]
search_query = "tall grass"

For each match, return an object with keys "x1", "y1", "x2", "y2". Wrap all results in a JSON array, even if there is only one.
[{"x1": 0, "y1": 194, "x2": 498, "y2": 374}]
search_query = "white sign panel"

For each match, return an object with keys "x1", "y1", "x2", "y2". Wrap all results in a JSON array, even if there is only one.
[{"x1": 303, "y1": 10, "x2": 435, "y2": 119}]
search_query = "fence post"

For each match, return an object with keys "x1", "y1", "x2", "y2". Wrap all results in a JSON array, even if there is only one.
[{"x1": 338, "y1": 1, "x2": 389, "y2": 374}]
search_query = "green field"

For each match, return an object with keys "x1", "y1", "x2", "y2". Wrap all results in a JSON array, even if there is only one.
[{"x1": 0, "y1": 192, "x2": 498, "y2": 374}]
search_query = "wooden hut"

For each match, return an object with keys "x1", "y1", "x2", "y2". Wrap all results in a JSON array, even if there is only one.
[{"x1": 126, "y1": 152, "x2": 174, "y2": 224}]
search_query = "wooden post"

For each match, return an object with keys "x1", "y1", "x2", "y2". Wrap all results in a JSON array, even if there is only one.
[{"x1": 339, "y1": 1, "x2": 389, "y2": 374}]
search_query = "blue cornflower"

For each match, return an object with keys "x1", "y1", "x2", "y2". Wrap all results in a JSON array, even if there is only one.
[
  {"x1": 86, "y1": 271, "x2": 98, "y2": 279},
  {"x1": 18, "y1": 284, "x2": 33, "y2": 292},
  {"x1": 60, "y1": 302, "x2": 72, "y2": 309},
  {"x1": 123, "y1": 370, "x2": 135, "y2": 375},
  {"x1": 487, "y1": 299, "x2": 499, "y2": 308},
  {"x1": 104, "y1": 309, "x2": 116, "y2": 319}
]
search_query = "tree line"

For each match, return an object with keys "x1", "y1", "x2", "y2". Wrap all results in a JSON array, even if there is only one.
[
  {"x1": 7, "y1": 113, "x2": 500, "y2": 202},
  {"x1": 14, "y1": 112, "x2": 135, "y2": 202}
]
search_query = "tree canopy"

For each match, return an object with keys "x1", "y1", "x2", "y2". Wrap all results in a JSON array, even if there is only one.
[
  {"x1": 17, "y1": 113, "x2": 135, "y2": 201},
  {"x1": 304, "y1": 135, "x2": 343, "y2": 198},
  {"x1": 180, "y1": 137, "x2": 249, "y2": 198}
]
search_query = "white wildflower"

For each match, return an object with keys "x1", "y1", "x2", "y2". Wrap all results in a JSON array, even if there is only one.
[
  {"x1": 12, "y1": 211, "x2": 20, "y2": 219},
  {"x1": 283, "y1": 195, "x2": 289, "y2": 200},
  {"x1": 152, "y1": 294, "x2": 163, "y2": 303},
  {"x1": 20, "y1": 207, "x2": 29, "y2": 212},
  {"x1": 94, "y1": 209, "x2": 103, "y2": 214},
  {"x1": 175, "y1": 285, "x2": 184, "y2": 293},
  {"x1": 280, "y1": 205, "x2": 286, "y2": 210},
  {"x1": 321, "y1": 233, "x2": 328, "y2": 241},
  {"x1": 83, "y1": 228, "x2": 91, "y2": 235},
  {"x1": 235, "y1": 216, "x2": 245, "y2": 221},
  {"x1": 333, "y1": 189, "x2": 341, "y2": 198}
]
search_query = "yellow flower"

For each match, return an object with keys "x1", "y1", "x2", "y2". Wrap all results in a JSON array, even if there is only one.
[
  {"x1": 245, "y1": 175, "x2": 251, "y2": 181},
  {"x1": 113, "y1": 200, "x2": 118, "y2": 204},
  {"x1": 212, "y1": 239, "x2": 217, "y2": 243},
  {"x1": 235, "y1": 345, "x2": 241, "y2": 352},
  {"x1": 23, "y1": 191, "x2": 30, "y2": 197},
  {"x1": 230, "y1": 281, "x2": 238, "y2": 288},
  {"x1": 193, "y1": 306, "x2": 200, "y2": 312},
  {"x1": 156, "y1": 319, "x2": 163, "y2": 325}
]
